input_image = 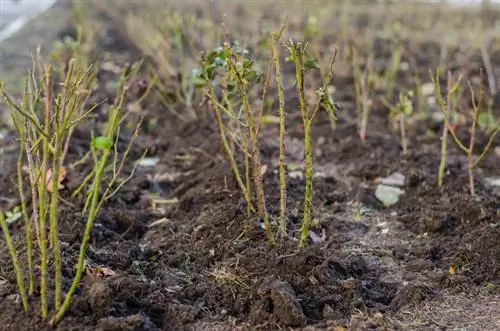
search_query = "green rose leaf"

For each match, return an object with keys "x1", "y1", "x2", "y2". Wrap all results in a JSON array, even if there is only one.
[{"x1": 92, "y1": 136, "x2": 113, "y2": 150}]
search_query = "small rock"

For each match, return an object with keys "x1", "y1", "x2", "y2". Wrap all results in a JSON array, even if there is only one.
[
  {"x1": 495, "y1": 146, "x2": 500, "y2": 157},
  {"x1": 420, "y1": 82, "x2": 434, "y2": 97},
  {"x1": 375, "y1": 184, "x2": 405, "y2": 207},
  {"x1": 288, "y1": 170, "x2": 303, "y2": 180},
  {"x1": 308, "y1": 230, "x2": 323, "y2": 244},
  {"x1": 485, "y1": 177, "x2": 500, "y2": 187},
  {"x1": 6, "y1": 293, "x2": 21, "y2": 304},
  {"x1": 430, "y1": 111, "x2": 445, "y2": 124},
  {"x1": 138, "y1": 157, "x2": 160, "y2": 167}
]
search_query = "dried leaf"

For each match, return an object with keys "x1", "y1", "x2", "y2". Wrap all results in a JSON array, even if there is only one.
[
  {"x1": 46, "y1": 167, "x2": 67, "y2": 193},
  {"x1": 260, "y1": 164, "x2": 268, "y2": 176},
  {"x1": 85, "y1": 265, "x2": 116, "y2": 280},
  {"x1": 449, "y1": 264, "x2": 457, "y2": 275},
  {"x1": 98, "y1": 267, "x2": 116, "y2": 277}
]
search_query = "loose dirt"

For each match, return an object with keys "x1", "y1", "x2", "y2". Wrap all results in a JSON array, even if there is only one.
[{"x1": 0, "y1": 4, "x2": 499, "y2": 331}]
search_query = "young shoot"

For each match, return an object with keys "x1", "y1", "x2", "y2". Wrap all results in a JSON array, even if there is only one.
[
  {"x1": 270, "y1": 21, "x2": 287, "y2": 238},
  {"x1": 1, "y1": 56, "x2": 146, "y2": 325},
  {"x1": 384, "y1": 22, "x2": 403, "y2": 100},
  {"x1": 433, "y1": 71, "x2": 463, "y2": 188},
  {"x1": 51, "y1": 61, "x2": 146, "y2": 326},
  {"x1": 432, "y1": 69, "x2": 498, "y2": 196},
  {"x1": 222, "y1": 42, "x2": 276, "y2": 247},
  {"x1": 349, "y1": 44, "x2": 374, "y2": 142},
  {"x1": 195, "y1": 46, "x2": 256, "y2": 216},
  {"x1": 284, "y1": 40, "x2": 338, "y2": 249},
  {"x1": 381, "y1": 90, "x2": 414, "y2": 156},
  {"x1": 1, "y1": 57, "x2": 96, "y2": 318}
]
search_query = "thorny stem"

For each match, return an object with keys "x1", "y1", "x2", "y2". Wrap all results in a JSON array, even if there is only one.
[
  {"x1": 46, "y1": 65, "x2": 63, "y2": 310},
  {"x1": 256, "y1": 50, "x2": 274, "y2": 136},
  {"x1": 38, "y1": 65, "x2": 52, "y2": 319},
  {"x1": 256, "y1": 16, "x2": 287, "y2": 136},
  {"x1": 301, "y1": 119, "x2": 313, "y2": 249},
  {"x1": 271, "y1": 30, "x2": 287, "y2": 238},
  {"x1": 203, "y1": 63, "x2": 256, "y2": 213},
  {"x1": 399, "y1": 115, "x2": 408, "y2": 156},
  {"x1": 480, "y1": 36, "x2": 497, "y2": 98},
  {"x1": 359, "y1": 59, "x2": 372, "y2": 143},
  {"x1": 52, "y1": 65, "x2": 137, "y2": 324},
  {"x1": 438, "y1": 118, "x2": 449, "y2": 188},
  {"x1": 224, "y1": 43, "x2": 275, "y2": 247},
  {"x1": 51, "y1": 146, "x2": 110, "y2": 326},
  {"x1": 349, "y1": 44, "x2": 372, "y2": 142},
  {"x1": 24, "y1": 122, "x2": 40, "y2": 244},
  {"x1": 432, "y1": 71, "x2": 468, "y2": 154},
  {"x1": 222, "y1": 76, "x2": 253, "y2": 217},
  {"x1": 236, "y1": 120, "x2": 252, "y2": 217},
  {"x1": 438, "y1": 72, "x2": 460, "y2": 187},
  {"x1": 468, "y1": 81, "x2": 480, "y2": 196},
  {"x1": 244, "y1": 134, "x2": 252, "y2": 217},
  {"x1": 11, "y1": 78, "x2": 35, "y2": 295},
  {"x1": 17, "y1": 129, "x2": 35, "y2": 296},
  {"x1": 385, "y1": 46, "x2": 402, "y2": 101},
  {"x1": 0, "y1": 212, "x2": 29, "y2": 311},
  {"x1": 288, "y1": 41, "x2": 312, "y2": 249},
  {"x1": 349, "y1": 44, "x2": 363, "y2": 133},
  {"x1": 286, "y1": 41, "x2": 337, "y2": 249},
  {"x1": 432, "y1": 69, "x2": 498, "y2": 196}
]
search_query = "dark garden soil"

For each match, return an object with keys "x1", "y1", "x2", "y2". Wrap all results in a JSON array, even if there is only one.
[{"x1": 1, "y1": 7, "x2": 500, "y2": 331}]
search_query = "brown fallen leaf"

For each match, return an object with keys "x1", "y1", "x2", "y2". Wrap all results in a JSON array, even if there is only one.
[
  {"x1": 449, "y1": 264, "x2": 457, "y2": 275},
  {"x1": 86, "y1": 264, "x2": 117, "y2": 281},
  {"x1": 98, "y1": 267, "x2": 116, "y2": 277},
  {"x1": 46, "y1": 167, "x2": 67, "y2": 193}
]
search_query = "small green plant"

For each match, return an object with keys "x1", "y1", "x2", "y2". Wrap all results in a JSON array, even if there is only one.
[
  {"x1": 284, "y1": 40, "x2": 338, "y2": 249},
  {"x1": 0, "y1": 56, "x2": 146, "y2": 325},
  {"x1": 349, "y1": 44, "x2": 374, "y2": 142},
  {"x1": 270, "y1": 22, "x2": 287, "y2": 238},
  {"x1": 404, "y1": 48, "x2": 427, "y2": 116},
  {"x1": 383, "y1": 22, "x2": 403, "y2": 101},
  {"x1": 432, "y1": 69, "x2": 499, "y2": 196},
  {"x1": 381, "y1": 90, "x2": 414, "y2": 156},
  {"x1": 196, "y1": 19, "x2": 338, "y2": 249},
  {"x1": 2, "y1": 59, "x2": 97, "y2": 317},
  {"x1": 197, "y1": 45, "x2": 256, "y2": 216},
  {"x1": 5, "y1": 206, "x2": 23, "y2": 224},
  {"x1": 432, "y1": 71, "x2": 463, "y2": 188},
  {"x1": 196, "y1": 42, "x2": 276, "y2": 245},
  {"x1": 223, "y1": 42, "x2": 276, "y2": 246}
]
